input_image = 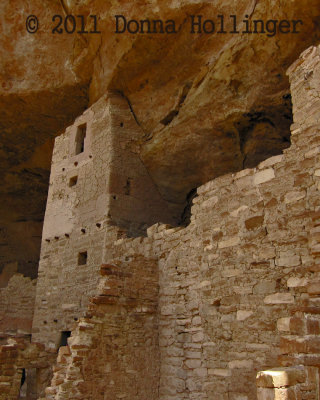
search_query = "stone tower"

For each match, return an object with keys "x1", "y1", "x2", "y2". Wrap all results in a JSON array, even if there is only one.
[{"x1": 32, "y1": 92, "x2": 179, "y2": 348}]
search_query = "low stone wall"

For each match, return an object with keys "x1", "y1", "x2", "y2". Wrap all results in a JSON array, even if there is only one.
[
  {"x1": 0, "y1": 274, "x2": 36, "y2": 338},
  {"x1": 0, "y1": 338, "x2": 55, "y2": 400},
  {"x1": 3, "y1": 45, "x2": 320, "y2": 400},
  {"x1": 40, "y1": 44, "x2": 320, "y2": 400},
  {"x1": 255, "y1": 45, "x2": 320, "y2": 400},
  {"x1": 256, "y1": 206, "x2": 320, "y2": 400},
  {"x1": 257, "y1": 366, "x2": 319, "y2": 400},
  {"x1": 44, "y1": 255, "x2": 159, "y2": 400},
  {"x1": 98, "y1": 117, "x2": 318, "y2": 399}
]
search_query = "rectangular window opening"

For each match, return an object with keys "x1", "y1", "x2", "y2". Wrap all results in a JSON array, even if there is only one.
[
  {"x1": 75, "y1": 123, "x2": 87, "y2": 155},
  {"x1": 69, "y1": 176, "x2": 78, "y2": 187},
  {"x1": 59, "y1": 331, "x2": 71, "y2": 348},
  {"x1": 19, "y1": 368, "x2": 37, "y2": 398},
  {"x1": 20, "y1": 368, "x2": 26, "y2": 390},
  {"x1": 78, "y1": 251, "x2": 87, "y2": 266}
]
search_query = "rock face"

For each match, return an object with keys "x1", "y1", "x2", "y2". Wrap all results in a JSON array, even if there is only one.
[
  {"x1": 80, "y1": 0, "x2": 320, "y2": 204},
  {"x1": 0, "y1": 0, "x2": 88, "y2": 278},
  {"x1": 0, "y1": 0, "x2": 319, "y2": 277},
  {"x1": 1, "y1": 1, "x2": 320, "y2": 274},
  {"x1": 1, "y1": 1, "x2": 320, "y2": 399},
  {"x1": 4, "y1": 43, "x2": 319, "y2": 399}
]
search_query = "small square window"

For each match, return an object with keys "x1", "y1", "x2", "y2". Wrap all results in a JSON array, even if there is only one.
[
  {"x1": 78, "y1": 251, "x2": 87, "y2": 265},
  {"x1": 69, "y1": 176, "x2": 78, "y2": 187},
  {"x1": 59, "y1": 331, "x2": 71, "y2": 348}
]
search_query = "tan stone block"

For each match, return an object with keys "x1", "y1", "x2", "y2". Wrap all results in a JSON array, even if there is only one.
[
  {"x1": 201, "y1": 196, "x2": 219, "y2": 209},
  {"x1": 256, "y1": 367, "x2": 306, "y2": 388},
  {"x1": 257, "y1": 387, "x2": 300, "y2": 400},
  {"x1": 208, "y1": 368, "x2": 231, "y2": 377},
  {"x1": 235, "y1": 175, "x2": 253, "y2": 190},
  {"x1": 314, "y1": 169, "x2": 320, "y2": 176},
  {"x1": 218, "y1": 236, "x2": 240, "y2": 249},
  {"x1": 228, "y1": 359, "x2": 253, "y2": 369},
  {"x1": 61, "y1": 303, "x2": 77, "y2": 310},
  {"x1": 258, "y1": 155, "x2": 284, "y2": 169},
  {"x1": 230, "y1": 205, "x2": 249, "y2": 217},
  {"x1": 307, "y1": 281, "x2": 320, "y2": 295},
  {"x1": 233, "y1": 169, "x2": 253, "y2": 179},
  {"x1": 305, "y1": 146, "x2": 320, "y2": 159},
  {"x1": 194, "y1": 367, "x2": 207, "y2": 377},
  {"x1": 280, "y1": 335, "x2": 320, "y2": 354},
  {"x1": 276, "y1": 255, "x2": 300, "y2": 267},
  {"x1": 233, "y1": 286, "x2": 253, "y2": 295},
  {"x1": 254, "y1": 281, "x2": 276, "y2": 294},
  {"x1": 284, "y1": 191, "x2": 306, "y2": 204},
  {"x1": 185, "y1": 350, "x2": 201, "y2": 359},
  {"x1": 161, "y1": 305, "x2": 175, "y2": 315},
  {"x1": 277, "y1": 318, "x2": 291, "y2": 332},
  {"x1": 185, "y1": 359, "x2": 201, "y2": 369},
  {"x1": 253, "y1": 168, "x2": 275, "y2": 185},
  {"x1": 192, "y1": 316, "x2": 202, "y2": 326},
  {"x1": 222, "y1": 268, "x2": 241, "y2": 278},
  {"x1": 264, "y1": 293, "x2": 294, "y2": 304},
  {"x1": 287, "y1": 277, "x2": 307, "y2": 288},
  {"x1": 192, "y1": 331, "x2": 204, "y2": 342},
  {"x1": 259, "y1": 247, "x2": 276, "y2": 259},
  {"x1": 236, "y1": 310, "x2": 253, "y2": 321}
]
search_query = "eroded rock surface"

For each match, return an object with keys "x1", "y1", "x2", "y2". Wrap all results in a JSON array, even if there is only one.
[
  {"x1": 0, "y1": 0, "x2": 88, "y2": 277},
  {"x1": 1, "y1": 0, "x2": 320, "y2": 277}
]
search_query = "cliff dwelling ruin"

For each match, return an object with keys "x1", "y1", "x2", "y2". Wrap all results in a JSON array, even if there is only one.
[{"x1": 1, "y1": 1, "x2": 320, "y2": 399}]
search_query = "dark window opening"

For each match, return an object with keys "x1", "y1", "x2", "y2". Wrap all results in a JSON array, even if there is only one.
[
  {"x1": 59, "y1": 331, "x2": 71, "y2": 348},
  {"x1": 69, "y1": 176, "x2": 78, "y2": 187},
  {"x1": 19, "y1": 368, "x2": 26, "y2": 398},
  {"x1": 20, "y1": 368, "x2": 26, "y2": 388},
  {"x1": 19, "y1": 368, "x2": 37, "y2": 399},
  {"x1": 78, "y1": 251, "x2": 87, "y2": 265},
  {"x1": 75, "y1": 123, "x2": 87, "y2": 155}
]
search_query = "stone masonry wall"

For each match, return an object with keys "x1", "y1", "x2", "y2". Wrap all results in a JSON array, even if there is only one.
[
  {"x1": 44, "y1": 255, "x2": 159, "y2": 400},
  {"x1": 0, "y1": 338, "x2": 56, "y2": 400},
  {"x1": 255, "y1": 45, "x2": 320, "y2": 400},
  {"x1": 32, "y1": 92, "x2": 180, "y2": 350},
  {"x1": 0, "y1": 274, "x2": 36, "y2": 339},
  {"x1": 41, "y1": 44, "x2": 320, "y2": 399}
]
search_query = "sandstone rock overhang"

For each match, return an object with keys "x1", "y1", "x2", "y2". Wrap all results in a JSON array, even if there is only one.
[{"x1": 1, "y1": 0, "x2": 320, "y2": 279}]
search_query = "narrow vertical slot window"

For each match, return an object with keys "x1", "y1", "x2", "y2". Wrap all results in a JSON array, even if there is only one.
[{"x1": 75, "y1": 123, "x2": 87, "y2": 155}]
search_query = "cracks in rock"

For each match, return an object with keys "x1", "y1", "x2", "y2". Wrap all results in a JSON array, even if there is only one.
[
  {"x1": 96, "y1": 36, "x2": 104, "y2": 75},
  {"x1": 59, "y1": 0, "x2": 68, "y2": 16},
  {"x1": 248, "y1": 0, "x2": 258, "y2": 19},
  {"x1": 160, "y1": 82, "x2": 192, "y2": 126},
  {"x1": 84, "y1": 36, "x2": 103, "y2": 91},
  {"x1": 160, "y1": 110, "x2": 179, "y2": 126},
  {"x1": 60, "y1": 0, "x2": 88, "y2": 46},
  {"x1": 116, "y1": 90, "x2": 145, "y2": 135},
  {"x1": 114, "y1": 91, "x2": 172, "y2": 207}
]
